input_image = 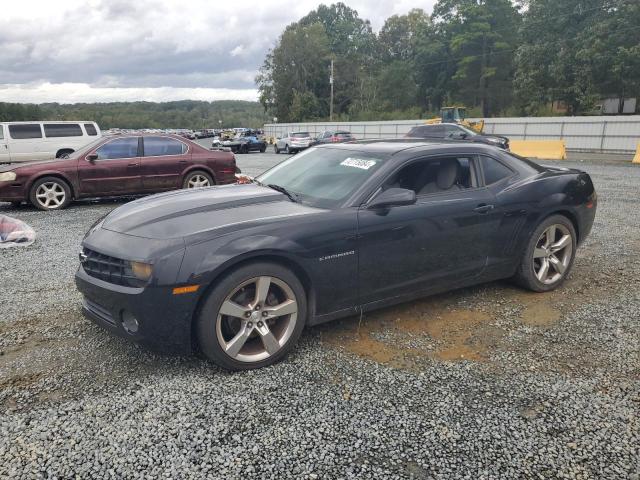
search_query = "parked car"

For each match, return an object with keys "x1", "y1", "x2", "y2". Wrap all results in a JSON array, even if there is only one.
[
  {"x1": 274, "y1": 131, "x2": 313, "y2": 154},
  {"x1": 216, "y1": 135, "x2": 267, "y2": 154},
  {"x1": 0, "y1": 134, "x2": 238, "y2": 210},
  {"x1": 0, "y1": 121, "x2": 102, "y2": 163},
  {"x1": 75, "y1": 141, "x2": 596, "y2": 370},
  {"x1": 312, "y1": 130, "x2": 356, "y2": 145},
  {"x1": 406, "y1": 123, "x2": 510, "y2": 150}
]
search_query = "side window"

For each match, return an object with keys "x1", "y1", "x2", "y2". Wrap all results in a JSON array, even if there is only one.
[
  {"x1": 95, "y1": 137, "x2": 139, "y2": 160},
  {"x1": 9, "y1": 124, "x2": 42, "y2": 139},
  {"x1": 480, "y1": 155, "x2": 514, "y2": 185},
  {"x1": 44, "y1": 123, "x2": 83, "y2": 137},
  {"x1": 0, "y1": 126, "x2": 4, "y2": 140},
  {"x1": 143, "y1": 137, "x2": 186, "y2": 156},
  {"x1": 386, "y1": 156, "x2": 475, "y2": 196},
  {"x1": 84, "y1": 124, "x2": 98, "y2": 136}
]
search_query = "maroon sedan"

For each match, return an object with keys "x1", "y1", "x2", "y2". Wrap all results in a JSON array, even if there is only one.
[{"x1": 0, "y1": 134, "x2": 239, "y2": 210}]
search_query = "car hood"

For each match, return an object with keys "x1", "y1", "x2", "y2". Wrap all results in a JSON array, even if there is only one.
[
  {"x1": 101, "y1": 184, "x2": 325, "y2": 241},
  {"x1": 0, "y1": 158, "x2": 71, "y2": 172}
]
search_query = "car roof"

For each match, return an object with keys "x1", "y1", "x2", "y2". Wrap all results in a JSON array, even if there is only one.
[{"x1": 318, "y1": 138, "x2": 485, "y2": 153}]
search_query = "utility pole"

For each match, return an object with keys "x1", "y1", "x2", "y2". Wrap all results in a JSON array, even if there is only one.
[{"x1": 329, "y1": 59, "x2": 334, "y2": 121}]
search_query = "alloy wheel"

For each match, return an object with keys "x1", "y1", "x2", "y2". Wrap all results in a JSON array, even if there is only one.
[
  {"x1": 187, "y1": 175, "x2": 210, "y2": 188},
  {"x1": 532, "y1": 224, "x2": 573, "y2": 285},
  {"x1": 216, "y1": 276, "x2": 298, "y2": 363},
  {"x1": 35, "y1": 182, "x2": 66, "y2": 209}
]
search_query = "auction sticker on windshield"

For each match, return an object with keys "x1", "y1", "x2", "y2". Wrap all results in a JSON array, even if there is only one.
[{"x1": 340, "y1": 158, "x2": 377, "y2": 170}]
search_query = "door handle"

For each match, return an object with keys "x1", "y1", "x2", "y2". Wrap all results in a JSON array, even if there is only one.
[
  {"x1": 178, "y1": 160, "x2": 187, "y2": 164},
  {"x1": 127, "y1": 163, "x2": 137, "y2": 167},
  {"x1": 474, "y1": 204, "x2": 494, "y2": 214}
]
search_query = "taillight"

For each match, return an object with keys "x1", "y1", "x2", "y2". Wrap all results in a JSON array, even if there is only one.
[{"x1": 331, "y1": 136, "x2": 339, "y2": 142}]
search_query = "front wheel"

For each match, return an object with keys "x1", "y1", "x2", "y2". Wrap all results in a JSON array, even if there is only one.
[
  {"x1": 196, "y1": 262, "x2": 307, "y2": 370},
  {"x1": 514, "y1": 214, "x2": 576, "y2": 292},
  {"x1": 29, "y1": 177, "x2": 72, "y2": 211}
]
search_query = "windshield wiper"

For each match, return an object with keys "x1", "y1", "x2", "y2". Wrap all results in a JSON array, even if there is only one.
[{"x1": 267, "y1": 183, "x2": 298, "y2": 203}]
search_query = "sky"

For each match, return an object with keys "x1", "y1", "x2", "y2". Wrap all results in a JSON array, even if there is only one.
[{"x1": 0, "y1": 0, "x2": 435, "y2": 104}]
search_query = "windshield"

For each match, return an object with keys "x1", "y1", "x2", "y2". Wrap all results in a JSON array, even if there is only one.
[
  {"x1": 68, "y1": 136, "x2": 109, "y2": 158},
  {"x1": 292, "y1": 132, "x2": 310, "y2": 138},
  {"x1": 256, "y1": 147, "x2": 388, "y2": 208},
  {"x1": 456, "y1": 125, "x2": 478, "y2": 137}
]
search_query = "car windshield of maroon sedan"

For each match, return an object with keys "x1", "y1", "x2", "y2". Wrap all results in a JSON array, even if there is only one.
[
  {"x1": 256, "y1": 147, "x2": 388, "y2": 209},
  {"x1": 66, "y1": 137, "x2": 110, "y2": 159}
]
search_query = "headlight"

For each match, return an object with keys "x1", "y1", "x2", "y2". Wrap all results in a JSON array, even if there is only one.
[
  {"x1": 0, "y1": 172, "x2": 17, "y2": 182},
  {"x1": 130, "y1": 261, "x2": 153, "y2": 281}
]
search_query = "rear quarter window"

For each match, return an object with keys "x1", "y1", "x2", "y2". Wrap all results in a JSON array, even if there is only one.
[
  {"x1": 9, "y1": 124, "x2": 42, "y2": 139},
  {"x1": 44, "y1": 123, "x2": 83, "y2": 137},
  {"x1": 84, "y1": 123, "x2": 98, "y2": 136},
  {"x1": 480, "y1": 155, "x2": 514, "y2": 185}
]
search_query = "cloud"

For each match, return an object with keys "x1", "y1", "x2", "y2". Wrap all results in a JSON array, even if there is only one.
[{"x1": 0, "y1": 0, "x2": 436, "y2": 103}]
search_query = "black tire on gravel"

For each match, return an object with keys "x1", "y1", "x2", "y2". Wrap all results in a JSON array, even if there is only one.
[
  {"x1": 29, "y1": 176, "x2": 72, "y2": 211},
  {"x1": 196, "y1": 262, "x2": 307, "y2": 370},
  {"x1": 513, "y1": 214, "x2": 577, "y2": 292}
]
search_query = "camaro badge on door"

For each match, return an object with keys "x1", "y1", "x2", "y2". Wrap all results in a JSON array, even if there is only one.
[{"x1": 319, "y1": 250, "x2": 355, "y2": 262}]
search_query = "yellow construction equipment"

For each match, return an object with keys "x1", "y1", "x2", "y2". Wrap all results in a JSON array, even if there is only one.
[
  {"x1": 510, "y1": 140, "x2": 567, "y2": 160},
  {"x1": 425, "y1": 107, "x2": 484, "y2": 133}
]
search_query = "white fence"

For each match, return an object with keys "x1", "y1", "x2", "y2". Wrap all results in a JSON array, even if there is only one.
[{"x1": 264, "y1": 115, "x2": 640, "y2": 153}]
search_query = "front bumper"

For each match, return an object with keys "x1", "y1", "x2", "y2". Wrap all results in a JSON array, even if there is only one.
[
  {"x1": 0, "y1": 181, "x2": 26, "y2": 202},
  {"x1": 75, "y1": 267, "x2": 198, "y2": 354}
]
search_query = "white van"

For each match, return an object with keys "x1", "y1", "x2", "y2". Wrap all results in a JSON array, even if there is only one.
[{"x1": 0, "y1": 121, "x2": 102, "y2": 163}]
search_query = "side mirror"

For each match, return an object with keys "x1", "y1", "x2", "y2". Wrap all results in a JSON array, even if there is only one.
[
  {"x1": 86, "y1": 153, "x2": 98, "y2": 162},
  {"x1": 367, "y1": 188, "x2": 416, "y2": 209}
]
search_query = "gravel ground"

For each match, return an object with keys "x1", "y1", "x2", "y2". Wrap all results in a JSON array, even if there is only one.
[{"x1": 0, "y1": 154, "x2": 639, "y2": 479}]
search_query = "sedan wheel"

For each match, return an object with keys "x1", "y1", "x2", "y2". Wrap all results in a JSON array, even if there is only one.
[
  {"x1": 514, "y1": 214, "x2": 576, "y2": 292},
  {"x1": 532, "y1": 224, "x2": 572, "y2": 285},
  {"x1": 197, "y1": 262, "x2": 307, "y2": 370},
  {"x1": 29, "y1": 177, "x2": 71, "y2": 211},
  {"x1": 183, "y1": 171, "x2": 213, "y2": 189}
]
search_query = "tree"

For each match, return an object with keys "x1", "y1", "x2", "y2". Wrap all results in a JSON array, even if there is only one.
[
  {"x1": 514, "y1": 0, "x2": 609, "y2": 115},
  {"x1": 378, "y1": 9, "x2": 432, "y2": 61},
  {"x1": 256, "y1": 22, "x2": 331, "y2": 121},
  {"x1": 432, "y1": 0, "x2": 521, "y2": 117}
]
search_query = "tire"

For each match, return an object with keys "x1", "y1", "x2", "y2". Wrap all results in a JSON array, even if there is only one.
[
  {"x1": 196, "y1": 262, "x2": 307, "y2": 370},
  {"x1": 55, "y1": 149, "x2": 74, "y2": 159},
  {"x1": 240, "y1": 144, "x2": 249, "y2": 154},
  {"x1": 29, "y1": 177, "x2": 72, "y2": 211},
  {"x1": 182, "y1": 170, "x2": 214, "y2": 189},
  {"x1": 274, "y1": 144, "x2": 280, "y2": 154},
  {"x1": 513, "y1": 214, "x2": 577, "y2": 292},
  {"x1": 284, "y1": 145, "x2": 290, "y2": 154},
  {"x1": 260, "y1": 144, "x2": 266, "y2": 153}
]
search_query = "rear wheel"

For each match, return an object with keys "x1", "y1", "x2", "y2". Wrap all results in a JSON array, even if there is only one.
[
  {"x1": 260, "y1": 144, "x2": 266, "y2": 153},
  {"x1": 29, "y1": 177, "x2": 72, "y2": 211},
  {"x1": 514, "y1": 214, "x2": 576, "y2": 292},
  {"x1": 182, "y1": 170, "x2": 213, "y2": 189},
  {"x1": 196, "y1": 262, "x2": 307, "y2": 370}
]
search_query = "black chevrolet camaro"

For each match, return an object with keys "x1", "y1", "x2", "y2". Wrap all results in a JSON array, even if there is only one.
[{"x1": 75, "y1": 141, "x2": 597, "y2": 370}]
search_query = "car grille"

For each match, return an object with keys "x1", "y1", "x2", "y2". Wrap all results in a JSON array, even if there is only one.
[{"x1": 81, "y1": 248, "x2": 142, "y2": 287}]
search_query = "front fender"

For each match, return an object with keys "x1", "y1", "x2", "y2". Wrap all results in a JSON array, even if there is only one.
[{"x1": 177, "y1": 234, "x2": 307, "y2": 286}]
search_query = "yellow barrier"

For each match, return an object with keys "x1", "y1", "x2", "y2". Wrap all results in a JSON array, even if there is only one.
[
  {"x1": 509, "y1": 140, "x2": 567, "y2": 160},
  {"x1": 633, "y1": 143, "x2": 640, "y2": 164}
]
